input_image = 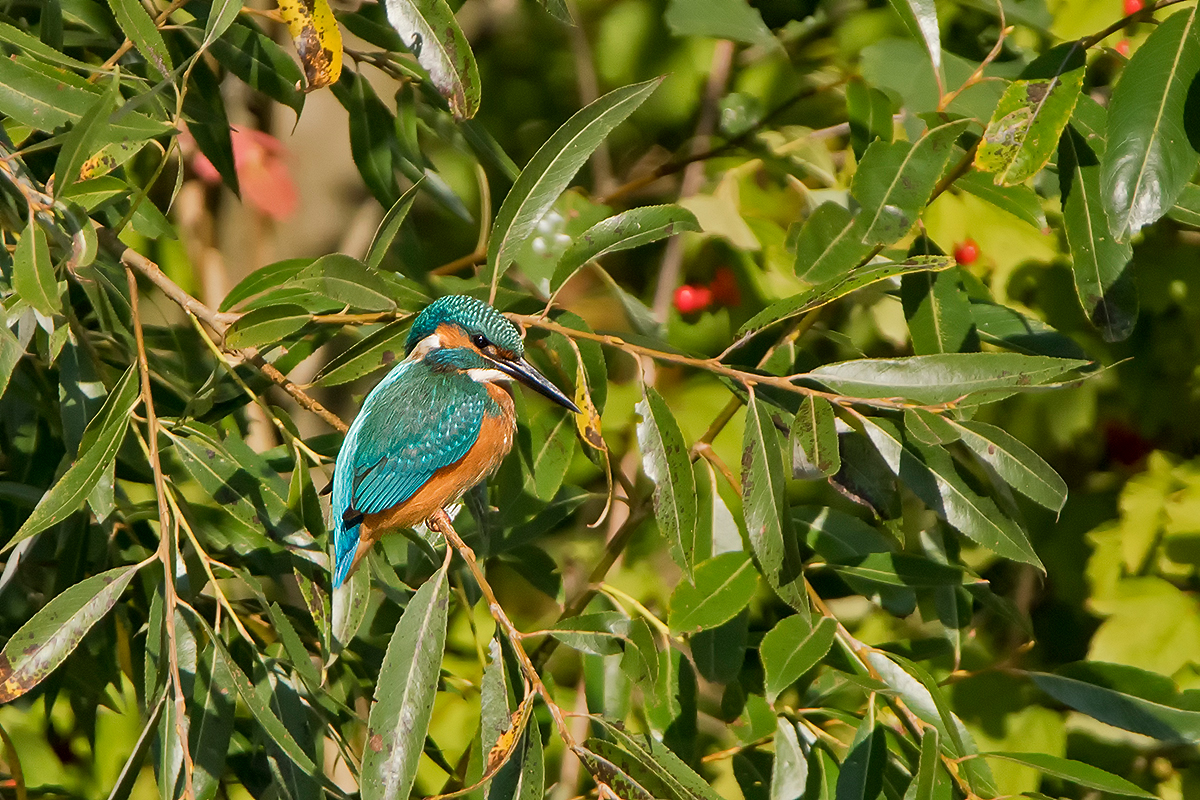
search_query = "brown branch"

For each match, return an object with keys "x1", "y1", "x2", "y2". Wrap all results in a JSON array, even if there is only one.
[
  {"x1": 127, "y1": 267, "x2": 196, "y2": 800},
  {"x1": 1079, "y1": 0, "x2": 1188, "y2": 49}
]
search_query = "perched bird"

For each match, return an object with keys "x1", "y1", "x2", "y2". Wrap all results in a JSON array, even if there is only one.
[{"x1": 331, "y1": 295, "x2": 579, "y2": 587}]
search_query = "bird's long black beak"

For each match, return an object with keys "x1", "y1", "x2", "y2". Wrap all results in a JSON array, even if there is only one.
[{"x1": 494, "y1": 356, "x2": 581, "y2": 414}]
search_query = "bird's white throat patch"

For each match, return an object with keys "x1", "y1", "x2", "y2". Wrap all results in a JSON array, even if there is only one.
[
  {"x1": 407, "y1": 333, "x2": 442, "y2": 361},
  {"x1": 467, "y1": 368, "x2": 512, "y2": 383}
]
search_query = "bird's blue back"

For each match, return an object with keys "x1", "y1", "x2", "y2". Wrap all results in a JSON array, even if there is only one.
[{"x1": 331, "y1": 358, "x2": 495, "y2": 586}]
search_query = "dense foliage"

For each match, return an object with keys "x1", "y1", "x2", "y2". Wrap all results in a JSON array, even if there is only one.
[{"x1": 2, "y1": 0, "x2": 1200, "y2": 798}]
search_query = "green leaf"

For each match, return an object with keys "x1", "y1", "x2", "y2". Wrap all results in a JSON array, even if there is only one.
[
  {"x1": 209, "y1": 22, "x2": 305, "y2": 114},
  {"x1": 760, "y1": 615, "x2": 836, "y2": 703},
  {"x1": 742, "y1": 255, "x2": 955, "y2": 337},
  {"x1": 191, "y1": 614, "x2": 317, "y2": 773},
  {"x1": 771, "y1": 718, "x2": 809, "y2": 800},
  {"x1": 804, "y1": 353, "x2": 1090, "y2": 405},
  {"x1": 575, "y1": 750, "x2": 655, "y2": 800},
  {"x1": 691, "y1": 611, "x2": 747, "y2": 684},
  {"x1": 835, "y1": 718, "x2": 886, "y2": 800},
  {"x1": 846, "y1": 79, "x2": 894, "y2": 158},
  {"x1": 887, "y1": 0, "x2": 940, "y2": 72},
  {"x1": 527, "y1": 406, "x2": 575, "y2": 501},
  {"x1": 668, "y1": 552, "x2": 758, "y2": 634},
  {"x1": 220, "y1": 258, "x2": 312, "y2": 311},
  {"x1": 853, "y1": 120, "x2": 970, "y2": 245},
  {"x1": 970, "y1": 299, "x2": 1087, "y2": 360},
  {"x1": 331, "y1": 559, "x2": 370, "y2": 657},
  {"x1": 975, "y1": 50, "x2": 1086, "y2": 185},
  {"x1": 224, "y1": 304, "x2": 311, "y2": 350},
  {"x1": 8, "y1": 365, "x2": 138, "y2": 549},
  {"x1": 314, "y1": 319, "x2": 410, "y2": 386},
  {"x1": 790, "y1": 396, "x2": 840, "y2": 479},
  {"x1": 366, "y1": 181, "x2": 422, "y2": 269},
  {"x1": 1168, "y1": 183, "x2": 1200, "y2": 228},
  {"x1": 384, "y1": 0, "x2": 479, "y2": 118},
  {"x1": 793, "y1": 201, "x2": 873, "y2": 283},
  {"x1": 200, "y1": 0, "x2": 243, "y2": 49},
  {"x1": 361, "y1": 565, "x2": 449, "y2": 800},
  {"x1": 590, "y1": 720, "x2": 725, "y2": 800},
  {"x1": 0, "y1": 56, "x2": 168, "y2": 137},
  {"x1": 107, "y1": 0, "x2": 172, "y2": 77},
  {"x1": 333, "y1": 71, "x2": 402, "y2": 206},
  {"x1": 903, "y1": 408, "x2": 959, "y2": 446},
  {"x1": 0, "y1": 563, "x2": 141, "y2": 702},
  {"x1": 1102, "y1": 7, "x2": 1200, "y2": 240},
  {"x1": 663, "y1": 0, "x2": 773, "y2": 45},
  {"x1": 489, "y1": 78, "x2": 661, "y2": 283},
  {"x1": 292, "y1": 253, "x2": 396, "y2": 312},
  {"x1": 909, "y1": 730, "x2": 940, "y2": 800},
  {"x1": 183, "y1": 59, "x2": 238, "y2": 193},
  {"x1": 0, "y1": 320, "x2": 23, "y2": 401},
  {"x1": 546, "y1": 612, "x2": 629, "y2": 656},
  {"x1": 982, "y1": 753, "x2": 1155, "y2": 798},
  {"x1": 826, "y1": 552, "x2": 967, "y2": 588},
  {"x1": 636, "y1": 386, "x2": 698, "y2": 579},
  {"x1": 551, "y1": 205, "x2": 699, "y2": 293},
  {"x1": 950, "y1": 420, "x2": 1067, "y2": 511},
  {"x1": 13, "y1": 221, "x2": 60, "y2": 317},
  {"x1": 956, "y1": 170, "x2": 1047, "y2": 230},
  {"x1": 266, "y1": 602, "x2": 320, "y2": 691},
  {"x1": 742, "y1": 391, "x2": 806, "y2": 612},
  {"x1": 902, "y1": 268, "x2": 976, "y2": 355},
  {"x1": 189, "y1": 649, "x2": 235, "y2": 800},
  {"x1": 1060, "y1": 125, "x2": 1137, "y2": 342},
  {"x1": 1030, "y1": 663, "x2": 1200, "y2": 743},
  {"x1": 53, "y1": 76, "x2": 117, "y2": 197},
  {"x1": 860, "y1": 417, "x2": 1042, "y2": 567}
]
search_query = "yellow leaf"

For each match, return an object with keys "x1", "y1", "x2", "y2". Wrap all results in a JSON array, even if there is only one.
[{"x1": 278, "y1": 0, "x2": 343, "y2": 91}]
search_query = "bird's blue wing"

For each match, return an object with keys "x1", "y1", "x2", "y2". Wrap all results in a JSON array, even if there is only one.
[{"x1": 332, "y1": 363, "x2": 487, "y2": 586}]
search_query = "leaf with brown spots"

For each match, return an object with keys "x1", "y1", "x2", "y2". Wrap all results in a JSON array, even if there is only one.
[
  {"x1": 0, "y1": 563, "x2": 141, "y2": 703},
  {"x1": 278, "y1": 0, "x2": 343, "y2": 90},
  {"x1": 380, "y1": 0, "x2": 480, "y2": 119}
]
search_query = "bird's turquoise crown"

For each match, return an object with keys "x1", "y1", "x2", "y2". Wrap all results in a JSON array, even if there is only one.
[{"x1": 405, "y1": 295, "x2": 524, "y2": 355}]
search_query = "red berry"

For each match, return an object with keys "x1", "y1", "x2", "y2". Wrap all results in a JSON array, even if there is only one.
[
  {"x1": 954, "y1": 239, "x2": 980, "y2": 265},
  {"x1": 1123, "y1": 0, "x2": 1143, "y2": 15},
  {"x1": 673, "y1": 284, "x2": 713, "y2": 315},
  {"x1": 709, "y1": 267, "x2": 741, "y2": 307},
  {"x1": 1115, "y1": 38, "x2": 1131, "y2": 56}
]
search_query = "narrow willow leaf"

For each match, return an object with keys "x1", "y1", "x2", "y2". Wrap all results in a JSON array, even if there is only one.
[
  {"x1": 551, "y1": 205, "x2": 699, "y2": 292},
  {"x1": 366, "y1": 181, "x2": 422, "y2": 269},
  {"x1": 331, "y1": 69, "x2": 401, "y2": 205},
  {"x1": 489, "y1": 78, "x2": 661, "y2": 282},
  {"x1": 314, "y1": 319, "x2": 411, "y2": 386},
  {"x1": 903, "y1": 408, "x2": 959, "y2": 446},
  {"x1": 887, "y1": 0, "x2": 940, "y2": 71},
  {"x1": 1030, "y1": 664, "x2": 1200, "y2": 742},
  {"x1": 221, "y1": 258, "x2": 312, "y2": 310},
  {"x1": 361, "y1": 565, "x2": 450, "y2": 800},
  {"x1": 667, "y1": 552, "x2": 758, "y2": 634},
  {"x1": 200, "y1": 0, "x2": 243, "y2": 49},
  {"x1": 189, "y1": 649, "x2": 235, "y2": 800},
  {"x1": 860, "y1": 417, "x2": 1042, "y2": 567},
  {"x1": 575, "y1": 749, "x2": 655, "y2": 800},
  {"x1": 278, "y1": 0, "x2": 343, "y2": 89},
  {"x1": 382, "y1": 0, "x2": 479, "y2": 118},
  {"x1": 1102, "y1": 7, "x2": 1200, "y2": 240},
  {"x1": 546, "y1": 612, "x2": 629, "y2": 656},
  {"x1": 854, "y1": 120, "x2": 970, "y2": 245},
  {"x1": 1060, "y1": 125, "x2": 1137, "y2": 342},
  {"x1": 107, "y1": 0, "x2": 172, "y2": 77},
  {"x1": 292, "y1": 253, "x2": 396, "y2": 311},
  {"x1": 791, "y1": 395, "x2": 840, "y2": 479},
  {"x1": 636, "y1": 386, "x2": 698, "y2": 579},
  {"x1": 331, "y1": 557, "x2": 370, "y2": 657},
  {"x1": 771, "y1": 718, "x2": 809, "y2": 800},
  {"x1": 805, "y1": 353, "x2": 1089, "y2": 406},
  {"x1": 13, "y1": 221, "x2": 60, "y2": 318},
  {"x1": 742, "y1": 255, "x2": 954, "y2": 337},
  {"x1": 761, "y1": 615, "x2": 836, "y2": 703},
  {"x1": 970, "y1": 299, "x2": 1087, "y2": 360},
  {"x1": 209, "y1": 23, "x2": 305, "y2": 114},
  {"x1": 0, "y1": 320, "x2": 22, "y2": 400},
  {"x1": 266, "y1": 603, "x2": 320, "y2": 690},
  {"x1": 908, "y1": 730, "x2": 940, "y2": 800},
  {"x1": 742, "y1": 391, "x2": 807, "y2": 612},
  {"x1": 663, "y1": 0, "x2": 773, "y2": 45},
  {"x1": 8, "y1": 365, "x2": 138, "y2": 549},
  {"x1": 901, "y1": 268, "x2": 976, "y2": 354},
  {"x1": 0, "y1": 563, "x2": 140, "y2": 702},
  {"x1": 793, "y1": 201, "x2": 873, "y2": 283},
  {"x1": 827, "y1": 553, "x2": 966, "y2": 588},
  {"x1": 224, "y1": 304, "x2": 311, "y2": 350},
  {"x1": 983, "y1": 753, "x2": 1155, "y2": 798},
  {"x1": 194, "y1": 615, "x2": 317, "y2": 772},
  {"x1": 956, "y1": 170, "x2": 1047, "y2": 230},
  {"x1": 835, "y1": 718, "x2": 886, "y2": 800},
  {"x1": 54, "y1": 77, "x2": 117, "y2": 197},
  {"x1": 1168, "y1": 183, "x2": 1200, "y2": 228},
  {"x1": 950, "y1": 420, "x2": 1067, "y2": 511},
  {"x1": 975, "y1": 54, "x2": 1086, "y2": 185},
  {"x1": 591, "y1": 719, "x2": 724, "y2": 800}
]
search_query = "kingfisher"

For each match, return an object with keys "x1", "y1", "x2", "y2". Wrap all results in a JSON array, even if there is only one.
[{"x1": 330, "y1": 295, "x2": 580, "y2": 587}]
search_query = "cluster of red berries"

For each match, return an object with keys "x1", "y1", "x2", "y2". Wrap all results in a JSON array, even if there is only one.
[{"x1": 673, "y1": 267, "x2": 742, "y2": 315}]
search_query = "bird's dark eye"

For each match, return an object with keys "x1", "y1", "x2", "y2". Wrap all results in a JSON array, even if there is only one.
[{"x1": 471, "y1": 334, "x2": 490, "y2": 349}]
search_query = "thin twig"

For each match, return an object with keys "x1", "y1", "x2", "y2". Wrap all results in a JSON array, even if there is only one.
[
  {"x1": 1079, "y1": 0, "x2": 1188, "y2": 49},
  {"x1": 127, "y1": 266, "x2": 196, "y2": 800}
]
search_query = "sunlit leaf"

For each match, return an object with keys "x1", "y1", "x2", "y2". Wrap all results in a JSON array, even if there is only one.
[
  {"x1": 13, "y1": 221, "x2": 60, "y2": 318},
  {"x1": 551, "y1": 205, "x2": 699, "y2": 293},
  {"x1": 791, "y1": 395, "x2": 840, "y2": 479},
  {"x1": 902, "y1": 268, "x2": 976, "y2": 355},
  {"x1": 224, "y1": 304, "x2": 312, "y2": 350},
  {"x1": 107, "y1": 0, "x2": 172, "y2": 77},
  {"x1": 1102, "y1": 7, "x2": 1200, "y2": 240},
  {"x1": 668, "y1": 552, "x2": 758, "y2": 634},
  {"x1": 771, "y1": 717, "x2": 809, "y2": 800},
  {"x1": 887, "y1": 0, "x2": 940, "y2": 71},
  {"x1": 361, "y1": 565, "x2": 450, "y2": 800},
  {"x1": 278, "y1": 0, "x2": 343, "y2": 89},
  {"x1": 949, "y1": 419, "x2": 1067, "y2": 511},
  {"x1": 636, "y1": 386, "x2": 698, "y2": 579},
  {"x1": 381, "y1": 0, "x2": 479, "y2": 118},
  {"x1": 983, "y1": 753, "x2": 1155, "y2": 798},
  {"x1": 761, "y1": 615, "x2": 836, "y2": 703},
  {"x1": 489, "y1": 78, "x2": 661, "y2": 283},
  {"x1": 0, "y1": 563, "x2": 141, "y2": 702}
]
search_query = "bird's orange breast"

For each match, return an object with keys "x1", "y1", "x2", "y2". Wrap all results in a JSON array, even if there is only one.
[{"x1": 349, "y1": 383, "x2": 516, "y2": 573}]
